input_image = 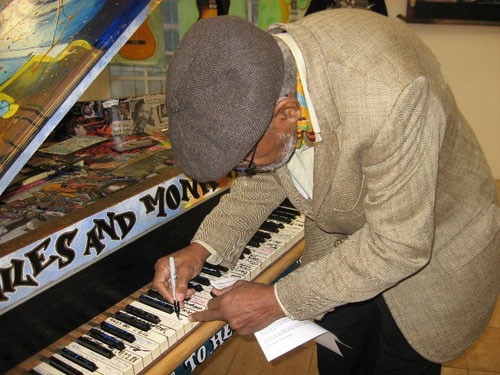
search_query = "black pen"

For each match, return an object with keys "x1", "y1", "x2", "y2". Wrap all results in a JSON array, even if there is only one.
[{"x1": 169, "y1": 257, "x2": 180, "y2": 319}]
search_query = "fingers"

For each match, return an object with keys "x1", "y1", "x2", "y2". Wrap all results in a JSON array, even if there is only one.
[
  {"x1": 152, "y1": 258, "x2": 172, "y2": 301},
  {"x1": 189, "y1": 282, "x2": 284, "y2": 335},
  {"x1": 152, "y1": 244, "x2": 211, "y2": 308},
  {"x1": 187, "y1": 284, "x2": 239, "y2": 324},
  {"x1": 151, "y1": 259, "x2": 188, "y2": 305},
  {"x1": 175, "y1": 270, "x2": 192, "y2": 302},
  {"x1": 189, "y1": 309, "x2": 223, "y2": 322},
  {"x1": 188, "y1": 295, "x2": 221, "y2": 322}
]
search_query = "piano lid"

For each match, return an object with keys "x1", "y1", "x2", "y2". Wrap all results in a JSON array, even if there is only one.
[{"x1": 0, "y1": 0, "x2": 161, "y2": 196}]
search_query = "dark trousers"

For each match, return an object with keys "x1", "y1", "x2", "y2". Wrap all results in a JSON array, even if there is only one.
[{"x1": 316, "y1": 296, "x2": 441, "y2": 375}]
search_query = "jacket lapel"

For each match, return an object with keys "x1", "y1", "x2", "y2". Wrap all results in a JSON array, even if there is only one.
[{"x1": 270, "y1": 23, "x2": 342, "y2": 222}]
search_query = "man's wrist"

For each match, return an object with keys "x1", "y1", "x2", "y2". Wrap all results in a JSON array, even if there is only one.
[
  {"x1": 188, "y1": 242, "x2": 211, "y2": 264},
  {"x1": 192, "y1": 239, "x2": 224, "y2": 265},
  {"x1": 273, "y1": 283, "x2": 294, "y2": 319}
]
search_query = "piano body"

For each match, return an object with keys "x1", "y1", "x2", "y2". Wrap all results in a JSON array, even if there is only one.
[{"x1": 0, "y1": 1, "x2": 305, "y2": 374}]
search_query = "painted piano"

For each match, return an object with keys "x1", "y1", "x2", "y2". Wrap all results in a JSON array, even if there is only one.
[{"x1": 0, "y1": 1, "x2": 305, "y2": 374}]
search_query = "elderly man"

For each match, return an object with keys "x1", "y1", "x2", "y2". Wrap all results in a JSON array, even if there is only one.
[{"x1": 153, "y1": 9, "x2": 500, "y2": 375}]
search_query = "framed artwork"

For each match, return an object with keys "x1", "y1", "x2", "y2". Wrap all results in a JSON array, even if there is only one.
[{"x1": 406, "y1": 0, "x2": 500, "y2": 25}]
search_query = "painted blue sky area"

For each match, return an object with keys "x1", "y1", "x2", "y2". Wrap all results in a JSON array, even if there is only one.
[
  {"x1": 1, "y1": 0, "x2": 105, "y2": 51},
  {"x1": 0, "y1": 0, "x2": 104, "y2": 86},
  {"x1": 0, "y1": 59, "x2": 22, "y2": 87},
  {"x1": 0, "y1": 0, "x2": 153, "y2": 87}
]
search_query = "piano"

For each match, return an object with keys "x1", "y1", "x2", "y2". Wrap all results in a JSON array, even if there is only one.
[{"x1": 0, "y1": 1, "x2": 305, "y2": 374}]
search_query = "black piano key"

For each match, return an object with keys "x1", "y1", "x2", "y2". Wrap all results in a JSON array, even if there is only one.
[
  {"x1": 254, "y1": 230, "x2": 272, "y2": 239},
  {"x1": 139, "y1": 293, "x2": 174, "y2": 314},
  {"x1": 204, "y1": 262, "x2": 229, "y2": 273},
  {"x1": 125, "y1": 304, "x2": 161, "y2": 324},
  {"x1": 239, "y1": 253, "x2": 245, "y2": 260},
  {"x1": 247, "y1": 240, "x2": 261, "y2": 248},
  {"x1": 266, "y1": 220, "x2": 284, "y2": 229},
  {"x1": 46, "y1": 356, "x2": 83, "y2": 375},
  {"x1": 146, "y1": 289, "x2": 169, "y2": 302},
  {"x1": 276, "y1": 205, "x2": 300, "y2": 215},
  {"x1": 259, "y1": 223, "x2": 279, "y2": 233},
  {"x1": 77, "y1": 336, "x2": 115, "y2": 358},
  {"x1": 243, "y1": 247, "x2": 252, "y2": 255},
  {"x1": 250, "y1": 235, "x2": 266, "y2": 243},
  {"x1": 188, "y1": 282, "x2": 204, "y2": 292},
  {"x1": 88, "y1": 328, "x2": 125, "y2": 351},
  {"x1": 100, "y1": 321, "x2": 136, "y2": 343},
  {"x1": 29, "y1": 369, "x2": 44, "y2": 375},
  {"x1": 201, "y1": 267, "x2": 222, "y2": 277},
  {"x1": 192, "y1": 275, "x2": 210, "y2": 286},
  {"x1": 60, "y1": 347, "x2": 98, "y2": 372},
  {"x1": 269, "y1": 213, "x2": 293, "y2": 223},
  {"x1": 272, "y1": 209, "x2": 297, "y2": 219},
  {"x1": 114, "y1": 311, "x2": 151, "y2": 332}
]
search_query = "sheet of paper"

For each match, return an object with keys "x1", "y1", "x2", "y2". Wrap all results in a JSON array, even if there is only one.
[
  {"x1": 210, "y1": 276, "x2": 241, "y2": 290},
  {"x1": 254, "y1": 317, "x2": 345, "y2": 362}
]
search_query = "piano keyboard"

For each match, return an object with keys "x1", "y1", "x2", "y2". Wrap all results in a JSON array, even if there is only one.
[{"x1": 12, "y1": 203, "x2": 305, "y2": 375}]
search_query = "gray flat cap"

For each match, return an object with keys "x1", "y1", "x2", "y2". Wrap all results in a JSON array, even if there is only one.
[{"x1": 166, "y1": 15, "x2": 284, "y2": 182}]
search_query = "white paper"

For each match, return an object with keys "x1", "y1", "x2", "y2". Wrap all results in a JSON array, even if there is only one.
[
  {"x1": 210, "y1": 276, "x2": 241, "y2": 290},
  {"x1": 254, "y1": 317, "x2": 346, "y2": 362}
]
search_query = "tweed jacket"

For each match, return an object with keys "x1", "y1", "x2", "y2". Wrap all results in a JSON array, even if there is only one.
[{"x1": 192, "y1": 9, "x2": 500, "y2": 363}]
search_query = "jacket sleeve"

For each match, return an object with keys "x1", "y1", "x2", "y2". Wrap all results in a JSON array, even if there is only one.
[
  {"x1": 192, "y1": 172, "x2": 287, "y2": 268},
  {"x1": 276, "y1": 76, "x2": 445, "y2": 320}
]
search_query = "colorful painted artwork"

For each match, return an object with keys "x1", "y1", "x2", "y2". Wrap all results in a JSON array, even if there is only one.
[{"x1": 0, "y1": 0, "x2": 160, "y2": 195}]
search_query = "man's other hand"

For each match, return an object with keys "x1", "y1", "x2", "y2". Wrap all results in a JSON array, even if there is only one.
[{"x1": 188, "y1": 280, "x2": 285, "y2": 335}]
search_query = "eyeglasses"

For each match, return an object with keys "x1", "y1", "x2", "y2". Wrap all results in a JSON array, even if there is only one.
[{"x1": 234, "y1": 145, "x2": 257, "y2": 175}]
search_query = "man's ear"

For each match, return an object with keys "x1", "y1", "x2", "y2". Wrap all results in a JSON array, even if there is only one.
[{"x1": 275, "y1": 98, "x2": 302, "y2": 123}]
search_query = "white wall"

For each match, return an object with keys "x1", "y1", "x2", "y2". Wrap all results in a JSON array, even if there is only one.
[{"x1": 387, "y1": 1, "x2": 500, "y2": 178}]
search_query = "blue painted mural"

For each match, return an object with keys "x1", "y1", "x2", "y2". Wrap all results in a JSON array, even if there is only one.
[{"x1": 0, "y1": 0, "x2": 159, "y2": 194}]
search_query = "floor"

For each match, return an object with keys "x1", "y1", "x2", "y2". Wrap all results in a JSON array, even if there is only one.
[{"x1": 193, "y1": 181, "x2": 500, "y2": 375}]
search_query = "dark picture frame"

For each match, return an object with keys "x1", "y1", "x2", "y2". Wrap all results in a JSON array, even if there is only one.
[{"x1": 406, "y1": 0, "x2": 500, "y2": 26}]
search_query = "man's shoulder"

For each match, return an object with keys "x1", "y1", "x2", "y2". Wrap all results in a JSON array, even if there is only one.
[{"x1": 285, "y1": 10, "x2": 438, "y2": 92}]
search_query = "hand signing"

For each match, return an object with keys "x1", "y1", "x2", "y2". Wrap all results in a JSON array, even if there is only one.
[
  {"x1": 188, "y1": 280, "x2": 285, "y2": 335},
  {"x1": 152, "y1": 243, "x2": 210, "y2": 306}
]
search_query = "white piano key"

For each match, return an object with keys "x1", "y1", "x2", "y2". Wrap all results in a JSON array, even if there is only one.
[
  {"x1": 106, "y1": 318, "x2": 164, "y2": 360},
  {"x1": 130, "y1": 300, "x2": 186, "y2": 338},
  {"x1": 252, "y1": 246, "x2": 278, "y2": 260},
  {"x1": 119, "y1": 340, "x2": 154, "y2": 367},
  {"x1": 188, "y1": 294, "x2": 210, "y2": 307},
  {"x1": 66, "y1": 342, "x2": 129, "y2": 375},
  {"x1": 51, "y1": 353, "x2": 96, "y2": 375},
  {"x1": 226, "y1": 269, "x2": 249, "y2": 280},
  {"x1": 81, "y1": 334, "x2": 144, "y2": 374},
  {"x1": 191, "y1": 288, "x2": 213, "y2": 301},
  {"x1": 183, "y1": 299, "x2": 206, "y2": 313},
  {"x1": 244, "y1": 250, "x2": 270, "y2": 271},
  {"x1": 118, "y1": 310, "x2": 177, "y2": 347},
  {"x1": 33, "y1": 362, "x2": 66, "y2": 375}
]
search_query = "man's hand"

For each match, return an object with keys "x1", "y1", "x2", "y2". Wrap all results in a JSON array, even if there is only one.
[
  {"x1": 188, "y1": 280, "x2": 285, "y2": 335},
  {"x1": 152, "y1": 243, "x2": 210, "y2": 305}
]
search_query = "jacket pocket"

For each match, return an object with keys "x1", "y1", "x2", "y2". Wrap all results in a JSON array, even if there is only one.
[{"x1": 436, "y1": 203, "x2": 500, "y2": 273}]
